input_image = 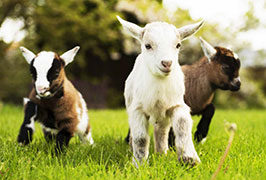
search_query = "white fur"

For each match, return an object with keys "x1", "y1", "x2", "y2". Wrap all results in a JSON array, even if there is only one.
[
  {"x1": 233, "y1": 52, "x2": 239, "y2": 59},
  {"x1": 76, "y1": 93, "x2": 94, "y2": 144},
  {"x1": 23, "y1": 97, "x2": 30, "y2": 106},
  {"x1": 33, "y1": 51, "x2": 55, "y2": 96},
  {"x1": 118, "y1": 16, "x2": 202, "y2": 166},
  {"x1": 20, "y1": 47, "x2": 36, "y2": 64},
  {"x1": 41, "y1": 124, "x2": 59, "y2": 135},
  {"x1": 25, "y1": 114, "x2": 36, "y2": 132},
  {"x1": 60, "y1": 46, "x2": 80, "y2": 66}
]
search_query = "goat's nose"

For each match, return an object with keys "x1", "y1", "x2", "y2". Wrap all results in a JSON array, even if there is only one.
[
  {"x1": 161, "y1": 60, "x2": 172, "y2": 69},
  {"x1": 36, "y1": 86, "x2": 48, "y2": 93}
]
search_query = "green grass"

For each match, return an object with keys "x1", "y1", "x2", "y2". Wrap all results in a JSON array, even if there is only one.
[{"x1": 0, "y1": 104, "x2": 265, "y2": 180}]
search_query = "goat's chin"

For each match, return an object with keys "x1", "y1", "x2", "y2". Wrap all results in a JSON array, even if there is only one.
[
  {"x1": 229, "y1": 85, "x2": 240, "y2": 92},
  {"x1": 153, "y1": 67, "x2": 171, "y2": 77},
  {"x1": 154, "y1": 70, "x2": 171, "y2": 78}
]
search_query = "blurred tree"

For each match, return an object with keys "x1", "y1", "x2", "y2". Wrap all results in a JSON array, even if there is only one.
[
  {"x1": 0, "y1": 0, "x2": 35, "y2": 103},
  {"x1": 0, "y1": 0, "x2": 265, "y2": 108}
]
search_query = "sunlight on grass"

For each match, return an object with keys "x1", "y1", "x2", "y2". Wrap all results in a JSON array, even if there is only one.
[{"x1": 0, "y1": 104, "x2": 265, "y2": 179}]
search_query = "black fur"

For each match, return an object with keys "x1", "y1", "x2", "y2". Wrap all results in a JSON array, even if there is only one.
[
  {"x1": 29, "y1": 59, "x2": 37, "y2": 81},
  {"x1": 17, "y1": 101, "x2": 37, "y2": 145},
  {"x1": 194, "y1": 103, "x2": 215, "y2": 142},
  {"x1": 55, "y1": 129, "x2": 72, "y2": 154},
  {"x1": 47, "y1": 59, "x2": 62, "y2": 83},
  {"x1": 43, "y1": 129, "x2": 56, "y2": 142}
]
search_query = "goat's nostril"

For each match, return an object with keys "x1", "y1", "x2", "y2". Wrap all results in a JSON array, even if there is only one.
[
  {"x1": 36, "y1": 86, "x2": 48, "y2": 93},
  {"x1": 161, "y1": 61, "x2": 172, "y2": 68}
]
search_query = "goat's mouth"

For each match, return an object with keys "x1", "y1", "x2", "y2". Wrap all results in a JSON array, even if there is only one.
[
  {"x1": 37, "y1": 90, "x2": 51, "y2": 98},
  {"x1": 158, "y1": 67, "x2": 171, "y2": 74}
]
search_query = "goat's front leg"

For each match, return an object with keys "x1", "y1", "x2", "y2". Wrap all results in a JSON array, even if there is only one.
[
  {"x1": 172, "y1": 104, "x2": 200, "y2": 165},
  {"x1": 194, "y1": 103, "x2": 215, "y2": 143},
  {"x1": 17, "y1": 99, "x2": 37, "y2": 145},
  {"x1": 129, "y1": 109, "x2": 149, "y2": 167},
  {"x1": 154, "y1": 119, "x2": 171, "y2": 154}
]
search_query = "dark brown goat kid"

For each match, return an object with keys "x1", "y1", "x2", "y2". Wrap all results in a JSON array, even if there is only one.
[
  {"x1": 125, "y1": 37, "x2": 241, "y2": 145},
  {"x1": 17, "y1": 46, "x2": 93, "y2": 153}
]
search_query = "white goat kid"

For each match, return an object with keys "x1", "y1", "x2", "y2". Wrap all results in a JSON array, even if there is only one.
[{"x1": 117, "y1": 16, "x2": 203, "y2": 166}]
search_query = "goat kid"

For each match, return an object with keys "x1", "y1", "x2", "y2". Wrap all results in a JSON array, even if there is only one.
[
  {"x1": 17, "y1": 47, "x2": 93, "y2": 153},
  {"x1": 126, "y1": 38, "x2": 241, "y2": 145},
  {"x1": 168, "y1": 37, "x2": 241, "y2": 145},
  {"x1": 117, "y1": 16, "x2": 203, "y2": 166}
]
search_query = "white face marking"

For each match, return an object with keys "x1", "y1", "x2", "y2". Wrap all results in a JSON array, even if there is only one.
[
  {"x1": 233, "y1": 52, "x2": 239, "y2": 59},
  {"x1": 33, "y1": 51, "x2": 55, "y2": 96},
  {"x1": 141, "y1": 22, "x2": 180, "y2": 77}
]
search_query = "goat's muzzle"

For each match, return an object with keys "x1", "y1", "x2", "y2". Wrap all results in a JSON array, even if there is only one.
[
  {"x1": 160, "y1": 60, "x2": 172, "y2": 74},
  {"x1": 229, "y1": 79, "x2": 241, "y2": 91}
]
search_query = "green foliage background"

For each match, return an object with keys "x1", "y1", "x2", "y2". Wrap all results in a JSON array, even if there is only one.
[{"x1": 0, "y1": 0, "x2": 265, "y2": 108}]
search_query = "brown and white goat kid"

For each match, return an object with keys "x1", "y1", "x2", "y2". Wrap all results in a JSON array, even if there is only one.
[
  {"x1": 117, "y1": 16, "x2": 203, "y2": 166},
  {"x1": 168, "y1": 37, "x2": 241, "y2": 145},
  {"x1": 17, "y1": 46, "x2": 93, "y2": 153}
]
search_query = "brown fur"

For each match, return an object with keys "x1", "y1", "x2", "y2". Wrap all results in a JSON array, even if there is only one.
[
  {"x1": 182, "y1": 47, "x2": 240, "y2": 114},
  {"x1": 29, "y1": 55, "x2": 87, "y2": 136}
]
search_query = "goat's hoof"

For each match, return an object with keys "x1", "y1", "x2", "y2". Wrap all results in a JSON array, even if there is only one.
[
  {"x1": 179, "y1": 156, "x2": 200, "y2": 167},
  {"x1": 17, "y1": 135, "x2": 32, "y2": 145},
  {"x1": 194, "y1": 131, "x2": 205, "y2": 143}
]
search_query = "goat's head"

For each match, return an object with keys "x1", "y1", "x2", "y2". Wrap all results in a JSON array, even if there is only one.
[
  {"x1": 20, "y1": 46, "x2": 80, "y2": 98},
  {"x1": 200, "y1": 37, "x2": 241, "y2": 91},
  {"x1": 117, "y1": 16, "x2": 204, "y2": 77}
]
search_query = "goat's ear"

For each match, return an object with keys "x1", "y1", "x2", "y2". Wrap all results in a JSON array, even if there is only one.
[
  {"x1": 20, "y1": 47, "x2": 36, "y2": 64},
  {"x1": 117, "y1": 15, "x2": 144, "y2": 42},
  {"x1": 60, "y1": 46, "x2": 80, "y2": 66},
  {"x1": 199, "y1": 37, "x2": 216, "y2": 62},
  {"x1": 178, "y1": 20, "x2": 204, "y2": 41}
]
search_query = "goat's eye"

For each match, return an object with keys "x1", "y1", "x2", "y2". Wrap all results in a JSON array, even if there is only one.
[
  {"x1": 222, "y1": 65, "x2": 231, "y2": 73},
  {"x1": 176, "y1": 43, "x2": 181, "y2": 49},
  {"x1": 145, "y1": 44, "x2": 152, "y2": 50}
]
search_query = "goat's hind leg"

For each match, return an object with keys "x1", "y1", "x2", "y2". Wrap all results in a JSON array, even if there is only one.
[
  {"x1": 154, "y1": 120, "x2": 171, "y2": 154},
  {"x1": 17, "y1": 98, "x2": 37, "y2": 145},
  {"x1": 43, "y1": 129, "x2": 56, "y2": 142},
  {"x1": 55, "y1": 128, "x2": 73, "y2": 154},
  {"x1": 172, "y1": 104, "x2": 200, "y2": 165},
  {"x1": 78, "y1": 125, "x2": 94, "y2": 145},
  {"x1": 194, "y1": 103, "x2": 215, "y2": 143}
]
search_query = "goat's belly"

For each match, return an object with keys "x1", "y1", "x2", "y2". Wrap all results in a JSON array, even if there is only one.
[{"x1": 40, "y1": 123, "x2": 59, "y2": 134}]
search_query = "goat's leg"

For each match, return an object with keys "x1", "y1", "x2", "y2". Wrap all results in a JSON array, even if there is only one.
[
  {"x1": 129, "y1": 109, "x2": 149, "y2": 167},
  {"x1": 194, "y1": 103, "x2": 215, "y2": 143},
  {"x1": 55, "y1": 128, "x2": 73, "y2": 154},
  {"x1": 42, "y1": 129, "x2": 56, "y2": 142},
  {"x1": 17, "y1": 99, "x2": 37, "y2": 145},
  {"x1": 154, "y1": 120, "x2": 171, "y2": 154},
  {"x1": 168, "y1": 127, "x2": 175, "y2": 149},
  {"x1": 172, "y1": 104, "x2": 200, "y2": 165},
  {"x1": 78, "y1": 125, "x2": 94, "y2": 145},
  {"x1": 125, "y1": 129, "x2": 131, "y2": 144}
]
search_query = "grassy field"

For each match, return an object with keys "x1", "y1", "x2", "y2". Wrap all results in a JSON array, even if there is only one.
[{"x1": 0, "y1": 104, "x2": 265, "y2": 180}]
